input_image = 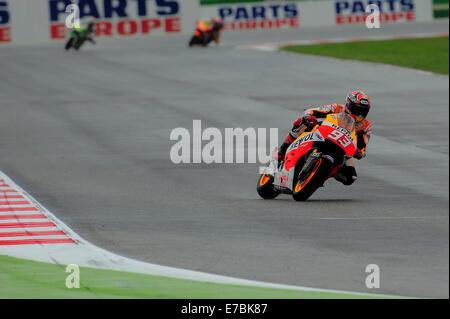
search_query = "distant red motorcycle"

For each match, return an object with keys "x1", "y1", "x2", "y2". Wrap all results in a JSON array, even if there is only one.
[{"x1": 189, "y1": 18, "x2": 224, "y2": 47}]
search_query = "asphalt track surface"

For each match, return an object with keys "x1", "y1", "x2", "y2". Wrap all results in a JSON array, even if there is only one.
[{"x1": 1, "y1": 21, "x2": 448, "y2": 298}]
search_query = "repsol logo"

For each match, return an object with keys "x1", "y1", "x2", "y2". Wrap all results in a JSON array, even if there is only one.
[
  {"x1": 49, "y1": 0, "x2": 179, "y2": 22},
  {"x1": 335, "y1": 0, "x2": 415, "y2": 15},
  {"x1": 289, "y1": 132, "x2": 315, "y2": 150},
  {"x1": 219, "y1": 4, "x2": 298, "y2": 20},
  {"x1": 0, "y1": 1, "x2": 9, "y2": 25}
]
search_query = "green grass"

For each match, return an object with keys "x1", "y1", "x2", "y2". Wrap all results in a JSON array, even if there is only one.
[
  {"x1": 0, "y1": 255, "x2": 386, "y2": 299},
  {"x1": 281, "y1": 36, "x2": 449, "y2": 75}
]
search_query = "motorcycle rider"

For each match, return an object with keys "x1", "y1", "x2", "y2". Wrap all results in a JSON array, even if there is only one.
[
  {"x1": 66, "y1": 16, "x2": 96, "y2": 50},
  {"x1": 275, "y1": 90, "x2": 372, "y2": 186},
  {"x1": 194, "y1": 17, "x2": 223, "y2": 45},
  {"x1": 196, "y1": 19, "x2": 211, "y2": 34},
  {"x1": 210, "y1": 17, "x2": 224, "y2": 43}
]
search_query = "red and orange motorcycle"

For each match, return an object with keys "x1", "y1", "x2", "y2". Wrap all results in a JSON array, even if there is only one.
[
  {"x1": 189, "y1": 20, "x2": 223, "y2": 47},
  {"x1": 257, "y1": 112, "x2": 358, "y2": 201}
]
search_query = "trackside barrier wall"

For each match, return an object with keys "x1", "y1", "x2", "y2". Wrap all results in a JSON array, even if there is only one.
[
  {"x1": 0, "y1": 0, "x2": 199, "y2": 45},
  {"x1": 0, "y1": 0, "x2": 437, "y2": 45},
  {"x1": 200, "y1": 0, "x2": 434, "y2": 31}
]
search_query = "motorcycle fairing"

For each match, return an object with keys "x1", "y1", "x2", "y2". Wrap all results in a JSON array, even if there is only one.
[
  {"x1": 318, "y1": 112, "x2": 357, "y2": 157},
  {"x1": 270, "y1": 112, "x2": 357, "y2": 193},
  {"x1": 283, "y1": 131, "x2": 316, "y2": 171}
]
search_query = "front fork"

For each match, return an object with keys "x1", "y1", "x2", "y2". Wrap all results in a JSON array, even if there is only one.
[{"x1": 298, "y1": 151, "x2": 334, "y2": 182}]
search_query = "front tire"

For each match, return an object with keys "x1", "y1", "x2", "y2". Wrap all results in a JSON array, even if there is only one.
[
  {"x1": 292, "y1": 157, "x2": 332, "y2": 201},
  {"x1": 189, "y1": 36, "x2": 203, "y2": 47},
  {"x1": 74, "y1": 41, "x2": 82, "y2": 50},
  {"x1": 188, "y1": 36, "x2": 196, "y2": 47},
  {"x1": 257, "y1": 174, "x2": 280, "y2": 199},
  {"x1": 65, "y1": 38, "x2": 74, "y2": 50},
  {"x1": 74, "y1": 38, "x2": 84, "y2": 51}
]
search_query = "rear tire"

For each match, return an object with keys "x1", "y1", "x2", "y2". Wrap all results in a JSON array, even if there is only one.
[
  {"x1": 257, "y1": 174, "x2": 280, "y2": 199},
  {"x1": 74, "y1": 38, "x2": 84, "y2": 51},
  {"x1": 292, "y1": 157, "x2": 332, "y2": 201},
  {"x1": 65, "y1": 38, "x2": 74, "y2": 50}
]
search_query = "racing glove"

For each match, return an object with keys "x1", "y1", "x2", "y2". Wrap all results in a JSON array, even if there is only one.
[
  {"x1": 292, "y1": 117, "x2": 303, "y2": 128},
  {"x1": 292, "y1": 116, "x2": 317, "y2": 129},
  {"x1": 353, "y1": 148, "x2": 365, "y2": 160},
  {"x1": 301, "y1": 116, "x2": 318, "y2": 129}
]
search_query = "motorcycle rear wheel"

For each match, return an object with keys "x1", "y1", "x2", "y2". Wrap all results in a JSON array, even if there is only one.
[{"x1": 257, "y1": 174, "x2": 280, "y2": 200}]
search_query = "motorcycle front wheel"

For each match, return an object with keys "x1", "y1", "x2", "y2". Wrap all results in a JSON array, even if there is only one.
[
  {"x1": 292, "y1": 156, "x2": 332, "y2": 201},
  {"x1": 65, "y1": 38, "x2": 74, "y2": 50},
  {"x1": 189, "y1": 36, "x2": 203, "y2": 47},
  {"x1": 73, "y1": 40, "x2": 83, "y2": 50}
]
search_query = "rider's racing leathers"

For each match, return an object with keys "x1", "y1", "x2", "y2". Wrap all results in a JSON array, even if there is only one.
[{"x1": 277, "y1": 103, "x2": 372, "y2": 185}]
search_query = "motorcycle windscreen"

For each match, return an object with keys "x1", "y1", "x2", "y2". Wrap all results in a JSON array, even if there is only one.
[{"x1": 335, "y1": 112, "x2": 355, "y2": 133}]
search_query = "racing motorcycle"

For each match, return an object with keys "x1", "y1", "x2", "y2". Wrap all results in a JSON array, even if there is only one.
[
  {"x1": 188, "y1": 22, "x2": 223, "y2": 47},
  {"x1": 257, "y1": 112, "x2": 358, "y2": 201},
  {"x1": 65, "y1": 23, "x2": 96, "y2": 51}
]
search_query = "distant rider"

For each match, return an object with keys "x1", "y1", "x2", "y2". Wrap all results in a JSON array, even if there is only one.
[
  {"x1": 66, "y1": 17, "x2": 96, "y2": 50},
  {"x1": 195, "y1": 17, "x2": 223, "y2": 45},
  {"x1": 210, "y1": 17, "x2": 224, "y2": 44},
  {"x1": 275, "y1": 90, "x2": 372, "y2": 186}
]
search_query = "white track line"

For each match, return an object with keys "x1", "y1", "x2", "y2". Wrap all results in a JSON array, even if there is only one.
[
  {"x1": 236, "y1": 32, "x2": 450, "y2": 51},
  {"x1": 315, "y1": 216, "x2": 448, "y2": 220},
  {"x1": 0, "y1": 227, "x2": 62, "y2": 233}
]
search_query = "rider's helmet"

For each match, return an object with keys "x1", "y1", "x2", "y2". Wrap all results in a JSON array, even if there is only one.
[
  {"x1": 212, "y1": 17, "x2": 223, "y2": 29},
  {"x1": 77, "y1": 16, "x2": 95, "y2": 31},
  {"x1": 84, "y1": 16, "x2": 96, "y2": 32},
  {"x1": 213, "y1": 17, "x2": 223, "y2": 24},
  {"x1": 345, "y1": 90, "x2": 371, "y2": 122}
]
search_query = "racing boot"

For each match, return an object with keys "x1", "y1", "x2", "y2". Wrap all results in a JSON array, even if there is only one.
[
  {"x1": 275, "y1": 116, "x2": 318, "y2": 167},
  {"x1": 274, "y1": 133, "x2": 296, "y2": 168},
  {"x1": 334, "y1": 163, "x2": 357, "y2": 186}
]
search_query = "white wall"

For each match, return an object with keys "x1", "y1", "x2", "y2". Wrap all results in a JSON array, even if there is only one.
[
  {"x1": 0, "y1": 0, "x2": 435, "y2": 45},
  {"x1": 201, "y1": 0, "x2": 434, "y2": 31},
  {"x1": 1, "y1": 0, "x2": 199, "y2": 45}
]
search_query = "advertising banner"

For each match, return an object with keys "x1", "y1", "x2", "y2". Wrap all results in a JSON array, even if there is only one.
[
  {"x1": 48, "y1": 0, "x2": 196, "y2": 40},
  {"x1": 334, "y1": 0, "x2": 433, "y2": 25},
  {"x1": 200, "y1": 0, "x2": 434, "y2": 31},
  {"x1": 1, "y1": 0, "x2": 436, "y2": 45},
  {"x1": 1, "y1": 0, "x2": 199, "y2": 45},
  {"x1": 433, "y1": 0, "x2": 449, "y2": 18},
  {"x1": 201, "y1": 1, "x2": 301, "y2": 31},
  {"x1": 0, "y1": 0, "x2": 11, "y2": 42}
]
